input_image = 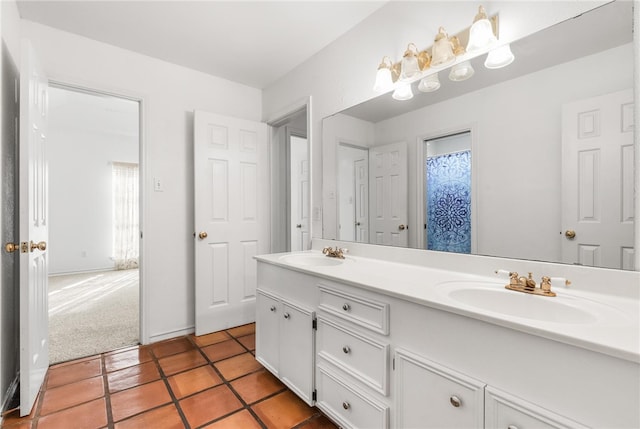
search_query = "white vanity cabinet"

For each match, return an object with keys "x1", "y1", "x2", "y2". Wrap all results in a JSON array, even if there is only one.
[
  {"x1": 255, "y1": 255, "x2": 639, "y2": 428},
  {"x1": 315, "y1": 282, "x2": 391, "y2": 429},
  {"x1": 484, "y1": 386, "x2": 589, "y2": 429},
  {"x1": 255, "y1": 263, "x2": 318, "y2": 406},
  {"x1": 394, "y1": 348, "x2": 485, "y2": 429}
]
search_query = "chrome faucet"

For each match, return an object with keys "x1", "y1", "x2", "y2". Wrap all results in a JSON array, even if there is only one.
[{"x1": 322, "y1": 246, "x2": 347, "y2": 259}]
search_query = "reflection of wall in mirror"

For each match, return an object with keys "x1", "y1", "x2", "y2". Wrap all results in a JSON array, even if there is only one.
[
  {"x1": 326, "y1": 42, "x2": 633, "y2": 265},
  {"x1": 322, "y1": 113, "x2": 374, "y2": 240}
]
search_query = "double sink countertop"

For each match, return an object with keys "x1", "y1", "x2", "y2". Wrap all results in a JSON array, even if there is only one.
[{"x1": 256, "y1": 250, "x2": 640, "y2": 364}]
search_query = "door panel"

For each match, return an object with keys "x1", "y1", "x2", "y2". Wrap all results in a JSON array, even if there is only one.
[
  {"x1": 369, "y1": 142, "x2": 408, "y2": 247},
  {"x1": 19, "y1": 40, "x2": 49, "y2": 416},
  {"x1": 290, "y1": 135, "x2": 309, "y2": 251},
  {"x1": 194, "y1": 111, "x2": 268, "y2": 335},
  {"x1": 561, "y1": 89, "x2": 634, "y2": 269}
]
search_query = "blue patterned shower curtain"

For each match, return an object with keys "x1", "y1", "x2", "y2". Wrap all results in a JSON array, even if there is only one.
[{"x1": 426, "y1": 150, "x2": 471, "y2": 253}]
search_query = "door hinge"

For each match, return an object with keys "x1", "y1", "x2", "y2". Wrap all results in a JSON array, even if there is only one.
[
  {"x1": 312, "y1": 318, "x2": 317, "y2": 330},
  {"x1": 392, "y1": 357, "x2": 395, "y2": 370},
  {"x1": 312, "y1": 389, "x2": 317, "y2": 401}
]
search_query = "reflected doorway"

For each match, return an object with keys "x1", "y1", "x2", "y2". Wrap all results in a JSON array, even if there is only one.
[
  {"x1": 47, "y1": 85, "x2": 140, "y2": 363},
  {"x1": 424, "y1": 132, "x2": 472, "y2": 253}
]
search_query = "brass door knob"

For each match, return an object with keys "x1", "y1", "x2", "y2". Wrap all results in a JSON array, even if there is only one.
[
  {"x1": 398, "y1": 224, "x2": 406, "y2": 230},
  {"x1": 296, "y1": 224, "x2": 302, "y2": 228},
  {"x1": 30, "y1": 241, "x2": 46, "y2": 252},
  {"x1": 565, "y1": 230, "x2": 576, "y2": 239},
  {"x1": 198, "y1": 231, "x2": 208, "y2": 240},
  {"x1": 5, "y1": 242, "x2": 20, "y2": 253}
]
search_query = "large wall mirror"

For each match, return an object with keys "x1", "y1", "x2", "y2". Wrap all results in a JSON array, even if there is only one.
[{"x1": 322, "y1": 1, "x2": 636, "y2": 270}]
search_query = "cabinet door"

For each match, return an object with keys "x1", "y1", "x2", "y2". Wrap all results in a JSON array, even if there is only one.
[
  {"x1": 280, "y1": 300, "x2": 315, "y2": 405},
  {"x1": 256, "y1": 291, "x2": 280, "y2": 376},
  {"x1": 395, "y1": 349, "x2": 485, "y2": 429},
  {"x1": 485, "y1": 386, "x2": 589, "y2": 429}
]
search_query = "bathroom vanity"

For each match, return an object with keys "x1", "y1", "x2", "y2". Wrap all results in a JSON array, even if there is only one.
[{"x1": 255, "y1": 242, "x2": 640, "y2": 429}]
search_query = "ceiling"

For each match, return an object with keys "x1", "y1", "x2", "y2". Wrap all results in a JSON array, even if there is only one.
[{"x1": 16, "y1": 0, "x2": 387, "y2": 89}]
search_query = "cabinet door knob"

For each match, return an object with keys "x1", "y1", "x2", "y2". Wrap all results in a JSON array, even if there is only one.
[
  {"x1": 270, "y1": 306, "x2": 276, "y2": 312},
  {"x1": 283, "y1": 312, "x2": 290, "y2": 319},
  {"x1": 342, "y1": 303, "x2": 351, "y2": 311},
  {"x1": 507, "y1": 426, "x2": 519, "y2": 429},
  {"x1": 450, "y1": 395, "x2": 462, "y2": 407},
  {"x1": 342, "y1": 401, "x2": 350, "y2": 410},
  {"x1": 342, "y1": 346, "x2": 351, "y2": 354}
]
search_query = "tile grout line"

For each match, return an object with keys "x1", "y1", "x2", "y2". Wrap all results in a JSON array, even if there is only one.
[
  {"x1": 148, "y1": 345, "x2": 192, "y2": 429},
  {"x1": 188, "y1": 328, "x2": 271, "y2": 429},
  {"x1": 101, "y1": 353, "x2": 116, "y2": 428}
]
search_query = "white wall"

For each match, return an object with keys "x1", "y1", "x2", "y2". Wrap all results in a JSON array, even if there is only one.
[
  {"x1": 21, "y1": 20, "x2": 262, "y2": 343},
  {"x1": 372, "y1": 43, "x2": 633, "y2": 261},
  {"x1": 262, "y1": 1, "x2": 608, "y2": 244},
  {"x1": 48, "y1": 88, "x2": 139, "y2": 274}
]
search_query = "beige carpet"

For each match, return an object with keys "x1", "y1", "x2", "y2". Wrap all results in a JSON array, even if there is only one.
[{"x1": 48, "y1": 269, "x2": 139, "y2": 364}]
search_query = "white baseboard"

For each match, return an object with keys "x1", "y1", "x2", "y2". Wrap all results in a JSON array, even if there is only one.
[{"x1": 147, "y1": 326, "x2": 195, "y2": 345}]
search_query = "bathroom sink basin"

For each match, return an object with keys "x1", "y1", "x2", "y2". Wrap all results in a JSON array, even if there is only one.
[
  {"x1": 279, "y1": 253, "x2": 344, "y2": 267},
  {"x1": 436, "y1": 282, "x2": 626, "y2": 325}
]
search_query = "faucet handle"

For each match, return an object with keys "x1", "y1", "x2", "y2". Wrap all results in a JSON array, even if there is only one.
[{"x1": 550, "y1": 277, "x2": 571, "y2": 287}]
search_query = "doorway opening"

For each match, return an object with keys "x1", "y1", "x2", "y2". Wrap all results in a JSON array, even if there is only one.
[
  {"x1": 423, "y1": 132, "x2": 472, "y2": 253},
  {"x1": 47, "y1": 84, "x2": 141, "y2": 363},
  {"x1": 269, "y1": 107, "x2": 309, "y2": 253},
  {"x1": 337, "y1": 143, "x2": 369, "y2": 243}
]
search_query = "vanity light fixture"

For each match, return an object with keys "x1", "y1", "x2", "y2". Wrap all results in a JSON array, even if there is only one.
[
  {"x1": 372, "y1": 5, "x2": 507, "y2": 99},
  {"x1": 392, "y1": 82, "x2": 414, "y2": 100},
  {"x1": 431, "y1": 27, "x2": 456, "y2": 68},
  {"x1": 484, "y1": 44, "x2": 515, "y2": 69},
  {"x1": 449, "y1": 61, "x2": 475, "y2": 81},
  {"x1": 466, "y1": 5, "x2": 498, "y2": 54},
  {"x1": 400, "y1": 43, "x2": 421, "y2": 81},
  {"x1": 373, "y1": 56, "x2": 395, "y2": 93},
  {"x1": 418, "y1": 72, "x2": 441, "y2": 92}
]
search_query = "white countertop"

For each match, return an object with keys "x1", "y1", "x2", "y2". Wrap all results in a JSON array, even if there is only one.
[{"x1": 256, "y1": 250, "x2": 640, "y2": 364}]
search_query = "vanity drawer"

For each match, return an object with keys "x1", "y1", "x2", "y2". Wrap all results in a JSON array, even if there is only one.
[
  {"x1": 318, "y1": 283, "x2": 389, "y2": 335},
  {"x1": 317, "y1": 316, "x2": 389, "y2": 395},
  {"x1": 485, "y1": 386, "x2": 589, "y2": 429},
  {"x1": 317, "y1": 364, "x2": 389, "y2": 429}
]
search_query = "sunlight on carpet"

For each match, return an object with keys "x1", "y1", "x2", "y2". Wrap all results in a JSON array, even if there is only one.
[{"x1": 48, "y1": 269, "x2": 139, "y2": 364}]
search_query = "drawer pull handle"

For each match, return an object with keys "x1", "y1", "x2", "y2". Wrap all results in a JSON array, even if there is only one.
[
  {"x1": 342, "y1": 346, "x2": 351, "y2": 354},
  {"x1": 270, "y1": 306, "x2": 276, "y2": 312},
  {"x1": 342, "y1": 303, "x2": 351, "y2": 311},
  {"x1": 342, "y1": 401, "x2": 350, "y2": 410},
  {"x1": 283, "y1": 312, "x2": 290, "y2": 320},
  {"x1": 450, "y1": 395, "x2": 462, "y2": 408}
]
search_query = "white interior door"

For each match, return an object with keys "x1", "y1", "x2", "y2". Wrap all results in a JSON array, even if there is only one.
[
  {"x1": 19, "y1": 40, "x2": 49, "y2": 416},
  {"x1": 290, "y1": 135, "x2": 309, "y2": 251},
  {"x1": 369, "y1": 141, "x2": 408, "y2": 246},
  {"x1": 354, "y1": 158, "x2": 369, "y2": 243},
  {"x1": 561, "y1": 89, "x2": 635, "y2": 269},
  {"x1": 194, "y1": 111, "x2": 269, "y2": 335}
]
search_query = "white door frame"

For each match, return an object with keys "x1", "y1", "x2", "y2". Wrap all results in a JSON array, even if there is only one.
[
  {"x1": 266, "y1": 96, "x2": 313, "y2": 251},
  {"x1": 416, "y1": 124, "x2": 478, "y2": 253},
  {"x1": 48, "y1": 80, "x2": 149, "y2": 344}
]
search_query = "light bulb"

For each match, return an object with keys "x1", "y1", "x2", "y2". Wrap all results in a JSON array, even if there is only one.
[
  {"x1": 485, "y1": 44, "x2": 515, "y2": 69},
  {"x1": 418, "y1": 73, "x2": 441, "y2": 92},
  {"x1": 392, "y1": 82, "x2": 413, "y2": 101}
]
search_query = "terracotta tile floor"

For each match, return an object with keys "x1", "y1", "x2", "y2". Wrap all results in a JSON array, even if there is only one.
[{"x1": 1, "y1": 323, "x2": 337, "y2": 429}]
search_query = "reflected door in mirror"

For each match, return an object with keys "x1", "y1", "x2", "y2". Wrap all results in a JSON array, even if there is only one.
[{"x1": 561, "y1": 89, "x2": 635, "y2": 270}]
